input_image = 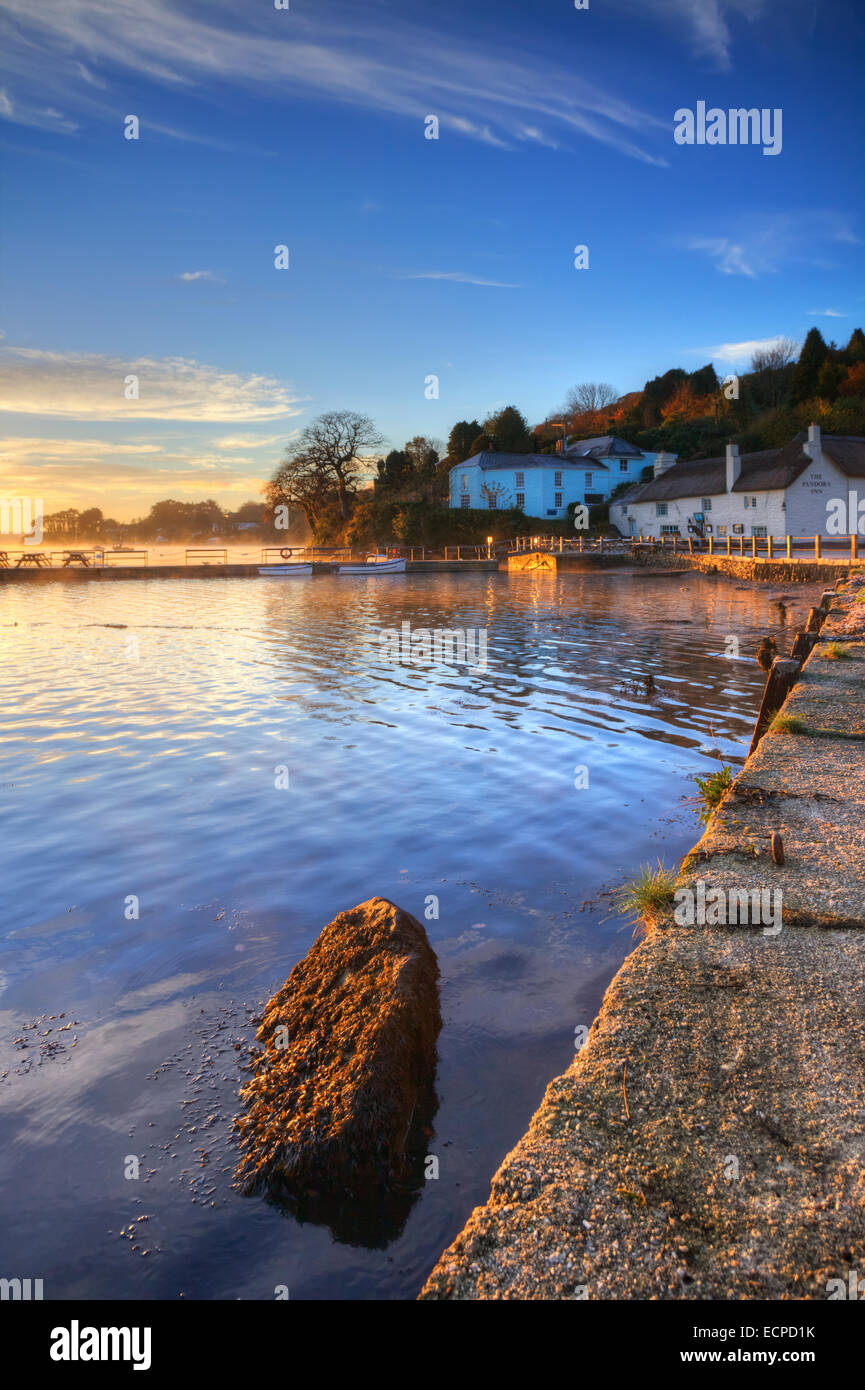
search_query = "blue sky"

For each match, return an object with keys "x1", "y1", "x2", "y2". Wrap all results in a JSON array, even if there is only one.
[{"x1": 1, "y1": 0, "x2": 863, "y2": 517}]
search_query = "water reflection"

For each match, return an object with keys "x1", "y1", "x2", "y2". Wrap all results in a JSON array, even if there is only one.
[{"x1": 0, "y1": 570, "x2": 822, "y2": 1298}]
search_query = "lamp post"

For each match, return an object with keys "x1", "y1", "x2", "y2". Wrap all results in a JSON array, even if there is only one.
[{"x1": 486, "y1": 535, "x2": 493, "y2": 559}]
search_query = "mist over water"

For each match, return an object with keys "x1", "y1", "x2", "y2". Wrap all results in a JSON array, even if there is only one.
[{"x1": 0, "y1": 570, "x2": 820, "y2": 1298}]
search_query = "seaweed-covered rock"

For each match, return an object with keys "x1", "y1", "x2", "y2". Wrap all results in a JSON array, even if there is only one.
[{"x1": 234, "y1": 897, "x2": 440, "y2": 1201}]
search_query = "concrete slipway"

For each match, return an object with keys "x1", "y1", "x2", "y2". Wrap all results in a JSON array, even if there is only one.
[{"x1": 420, "y1": 575, "x2": 865, "y2": 1300}]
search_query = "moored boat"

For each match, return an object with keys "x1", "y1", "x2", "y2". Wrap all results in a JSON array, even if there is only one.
[
  {"x1": 337, "y1": 556, "x2": 406, "y2": 574},
  {"x1": 258, "y1": 563, "x2": 314, "y2": 576}
]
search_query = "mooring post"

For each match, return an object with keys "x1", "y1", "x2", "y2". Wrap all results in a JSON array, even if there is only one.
[
  {"x1": 749, "y1": 657, "x2": 802, "y2": 755},
  {"x1": 790, "y1": 630, "x2": 816, "y2": 661},
  {"x1": 806, "y1": 606, "x2": 823, "y2": 633}
]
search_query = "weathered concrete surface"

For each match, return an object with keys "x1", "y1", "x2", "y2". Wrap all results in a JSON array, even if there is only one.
[
  {"x1": 420, "y1": 576, "x2": 865, "y2": 1300},
  {"x1": 235, "y1": 897, "x2": 440, "y2": 1201}
]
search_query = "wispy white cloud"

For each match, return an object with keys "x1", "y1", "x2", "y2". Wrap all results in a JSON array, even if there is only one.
[
  {"x1": 688, "y1": 238, "x2": 761, "y2": 278},
  {"x1": 0, "y1": 345, "x2": 302, "y2": 422},
  {"x1": 177, "y1": 269, "x2": 224, "y2": 283},
  {"x1": 615, "y1": 0, "x2": 766, "y2": 69},
  {"x1": 0, "y1": 0, "x2": 668, "y2": 164},
  {"x1": 684, "y1": 212, "x2": 860, "y2": 278},
  {"x1": 0, "y1": 85, "x2": 78, "y2": 133},
  {"x1": 697, "y1": 335, "x2": 801, "y2": 365},
  {"x1": 402, "y1": 271, "x2": 523, "y2": 288},
  {"x1": 806, "y1": 307, "x2": 846, "y2": 317}
]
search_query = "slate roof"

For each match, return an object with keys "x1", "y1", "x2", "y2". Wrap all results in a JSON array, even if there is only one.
[
  {"x1": 565, "y1": 435, "x2": 644, "y2": 460},
  {"x1": 611, "y1": 433, "x2": 865, "y2": 505},
  {"x1": 451, "y1": 452, "x2": 595, "y2": 472}
]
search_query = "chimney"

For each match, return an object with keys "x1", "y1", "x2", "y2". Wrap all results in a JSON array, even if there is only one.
[
  {"x1": 804, "y1": 422, "x2": 822, "y2": 459},
  {"x1": 725, "y1": 442, "x2": 741, "y2": 493},
  {"x1": 652, "y1": 451, "x2": 676, "y2": 478}
]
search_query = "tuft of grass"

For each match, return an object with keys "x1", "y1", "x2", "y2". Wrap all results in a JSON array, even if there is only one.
[
  {"x1": 820, "y1": 641, "x2": 850, "y2": 661},
  {"x1": 770, "y1": 711, "x2": 809, "y2": 735},
  {"x1": 693, "y1": 765, "x2": 733, "y2": 824},
  {"x1": 614, "y1": 860, "x2": 678, "y2": 930}
]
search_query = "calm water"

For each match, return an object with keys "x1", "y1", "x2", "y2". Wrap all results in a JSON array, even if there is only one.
[{"x1": 0, "y1": 570, "x2": 819, "y2": 1299}]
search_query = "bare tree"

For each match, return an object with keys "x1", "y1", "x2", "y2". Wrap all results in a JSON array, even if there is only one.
[
  {"x1": 749, "y1": 338, "x2": 798, "y2": 373},
  {"x1": 275, "y1": 410, "x2": 384, "y2": 520},
  {"x1": 562, "y1": 382, "x2": 619, "y2": 415}
]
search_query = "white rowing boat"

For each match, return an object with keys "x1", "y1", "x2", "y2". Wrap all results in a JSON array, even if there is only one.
[
  {"x1": 337, "y1": 556, "x2": 406, "y2": 574},
  {"x1": 258, "y1": 564, "x2": 313, "y2": 576}
]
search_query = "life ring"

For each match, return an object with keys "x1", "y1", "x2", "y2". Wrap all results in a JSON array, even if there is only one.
[{"x1": 280, "y1": 548, "x2": 293, "y2": 559}]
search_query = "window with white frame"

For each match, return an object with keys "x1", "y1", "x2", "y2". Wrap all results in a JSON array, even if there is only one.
[
  {"x1": 554, "y1": 470, "x2": 562, "y2": 487},
  {"x1": 744, "y1": 496, "x2": 758, "y2": 509},
  {"x1": 515, "y1": 492, "x2": 525, "y2": 508},
  {"x1": 461, "y1": 474, "x2": 468, "y2": 490},
  {"x1": 460, "y1": 494, "x2": 470, "y2": 509},
  {"x1": 487, "y1": 494, "x2": 497, "y2": 509},
  {"x1": 656, "y1": 502, "x2": 668, "y2": 517},
  {"x1": 751, "y1": 526, "x2": 767, "y2": 537},
  {"x1": 514, "y1": 470, "x2": 525, "y2": 488},
  {"x1": 701, "y1": 498, "x2": 712, "y2": 510},
  {"x1": 585, "y1": 472, "x2": 593, "y2": 487},
  {"x1": 555, "y1": 492, "x2": 563, "y2": 508},
  {"x1": 660, "y1": 524, "x2": 680, "y2": 535},
  {"x1": 619, "y1": 460, "x2": 629, "y2": 472}
]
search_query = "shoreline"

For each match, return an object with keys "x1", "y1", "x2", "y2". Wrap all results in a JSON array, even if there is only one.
[{"x1": 420, "y1": 573, "x2": 865, "y2": 1299}]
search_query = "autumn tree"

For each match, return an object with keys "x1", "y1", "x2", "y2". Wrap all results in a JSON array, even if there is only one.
[{"x1": 404, "y1": 435, "x2": 441, "y2": 476}]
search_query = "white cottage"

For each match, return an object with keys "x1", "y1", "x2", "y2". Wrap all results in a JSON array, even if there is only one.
[{"x1": 609, "y1": 426, "x2": 865, "y2": 540}]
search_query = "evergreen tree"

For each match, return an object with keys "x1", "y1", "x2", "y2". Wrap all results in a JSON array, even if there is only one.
[
  {"x1": 846, "y1": 327, "x2": 865, "y2": 364},
  {"x1": 447, "y1": 419, "x2": 482, "y2": 464},
  {"x1": 790, "y1": 328, "x2": 828, "y2": 404},
  {"x1": 482, "y1": 404, "x2": 534, "y2": 453}
]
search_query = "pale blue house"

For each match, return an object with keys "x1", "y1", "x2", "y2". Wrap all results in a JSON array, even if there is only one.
[
  {"x1": 448, "y1": 452, "x2": 589, "y2": 518},
  {"x1": 448, "y1": 439, "x2": 676, "y2": 518},
  {"x1": 563, "y1": 436, "x2": 677, "y2": 498}
]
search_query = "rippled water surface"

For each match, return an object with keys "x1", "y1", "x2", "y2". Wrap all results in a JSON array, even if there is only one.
[{"x1": 0, "y1": 570, "x2": 820, "y2": 1298}]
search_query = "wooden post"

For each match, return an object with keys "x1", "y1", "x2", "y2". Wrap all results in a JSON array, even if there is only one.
[
  {"x1": 600, "y1": 535, "x2": 604, "y2": 552},
  {"x1": 749, "y1": 657, "x2": 802, "y2": 755},
  {"x1": 708, "y1": 535, "x2": 714, "y2": 556},
  {"x1": 815, "y1": 534, "x2": 821, "y2": 560},
  {"x1": 767, "y1": 535, "x2": 773, "y2": 560},
  {"x1": 806, "y1": 606, "x2": 823, "y2": 634},
  {"x1": 688, "y1": 536, "x2": 693, "y2": 555},
  {"x1": 739, "y1": 535, "x2": 744, "y2": 557},
  {"x1": 579, "y1": 535, "x2": 583, "y2": 553},
  {"x1": 790, "y1": 630, "x2": 817, "y2": 661},
  {"x1": 852, "y1": 533, "x2": 858, "y2": 562},
  {"x1": 787, "y1": 535, "x2": 792, "y2": 560},
  {"x1": 820, "y1": 590, "x2": 835, "y2": 612},
  {"x1": 752, "y1": 536, "x2": 757, "y2": 558},
  {"x1": 726, "y1": 536, "x2": 731, "y2": 556}
]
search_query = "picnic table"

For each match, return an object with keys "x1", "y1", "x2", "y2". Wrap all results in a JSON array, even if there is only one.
[
  {"x1": 14, "y1": 551, "x2": 51, "y2": 568},
  {"x1": 0, "y1": 551, "x2": 9, "y2": 568},
  {"x1": 60, "y1": 550, "x2": 92, "y2": 567}
]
